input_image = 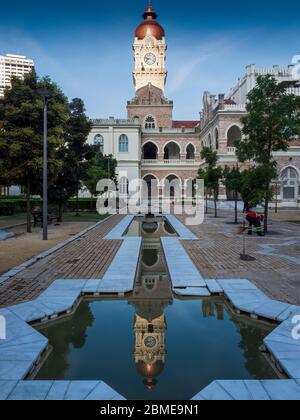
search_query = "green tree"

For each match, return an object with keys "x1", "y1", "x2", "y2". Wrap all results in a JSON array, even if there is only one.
[
  {"x1": 64, "y1": 98, "x2": 93, "y2": 216},
  {"x1": 48, "y1": 98, "x2": 94, "y2": 221},
  {"x1": 0, "y1": 71, "x2": 68, "y2": 232},
  {"x1": 223, "y1": 165, "x2": 244, "y2": 223},
  {"x1": 236, "y1": 75, "x2": 300, "y2": 233},
  {"x1": 47, "y1": 146, "x2": 78, "y2": 222},
  {"x1": 241, "y1": 166, "x2": 277, "y2": 209},
  {"x1": 198, "y1": 147, "x2": 223, "y2": 217},
  {"x1": 83, "y1": 153, "x2": 117, "y2": 198}
]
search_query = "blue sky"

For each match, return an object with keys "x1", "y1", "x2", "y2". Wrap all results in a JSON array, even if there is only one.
[{"x1": 0, "y1": 0, "x2": 299, "y2": 119}]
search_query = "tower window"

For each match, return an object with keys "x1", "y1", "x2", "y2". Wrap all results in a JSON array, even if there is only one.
[
  {"x1": 145, "y1": 116, "x2": 156, "y2": 129},
  {"x1": 119, "y1": 134, "x2": 129, "y2": 153}
]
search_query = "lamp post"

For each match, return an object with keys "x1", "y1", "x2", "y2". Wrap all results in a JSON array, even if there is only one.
[{"x1": 37, "y1": 87, "x2": 52, "y2": 241}]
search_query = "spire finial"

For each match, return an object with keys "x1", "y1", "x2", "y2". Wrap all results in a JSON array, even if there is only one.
[{"x1": 143, "y1": 0, "x2": 157, "y2": 20}]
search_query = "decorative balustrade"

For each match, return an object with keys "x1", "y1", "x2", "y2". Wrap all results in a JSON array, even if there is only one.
[
  {"x1": 91, "y1": 118, "x2": 139, "y2": 125},
  {"x1": 142, "y1": 159, "x2": 197, "y2": 165},
  {"x1": 223, "y1": 104, "x2": 247, "y2": 111},
  {"x1": 285, "y1": 87, "x2": 300, "y2": 96},
  {"x1": 256, "y1": 68, "x2": 291, "y2": 77}
]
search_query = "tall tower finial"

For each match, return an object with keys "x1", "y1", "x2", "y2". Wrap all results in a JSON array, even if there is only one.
[{"x1": 143, "y1": 1, "x2": 158, "y2": 20}]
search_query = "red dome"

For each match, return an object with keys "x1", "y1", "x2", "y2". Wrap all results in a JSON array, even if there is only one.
[{"x1": 135, "y1": 4, "x2": 165, "y2": 40}]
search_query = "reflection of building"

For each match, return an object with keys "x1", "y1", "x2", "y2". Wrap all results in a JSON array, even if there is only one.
[
  {"x1": 88, "y1": 1, "x2": 300, "y2": 207},
  {"x1": 128, "y1": 217, "x2": 173, "y2": 390}
]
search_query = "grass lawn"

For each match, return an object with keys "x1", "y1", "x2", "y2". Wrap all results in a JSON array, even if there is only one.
[
  {"x1": 0, "y1": 212, "x2": 109, "y2": 225},
  {"x1": 287, "y1": 220, "x2": 300, "y2": 225}
]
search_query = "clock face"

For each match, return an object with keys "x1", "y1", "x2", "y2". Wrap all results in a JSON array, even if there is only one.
[
  {"x1": 144, "y1": 53, "x2": 156, "y2": 66},
  {"x1": 144, "y1": 336, "x2": 157, "y2": 348}
]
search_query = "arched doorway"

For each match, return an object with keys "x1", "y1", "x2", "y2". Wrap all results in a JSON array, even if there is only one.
[
  {"x1": 186, "y1": 144, "x2": 195, "y2": 160},
  {"x1": 164, "y1": 142, "x2": 180, "y2": 160},
  {"x1": 164, "y1": 175, "x2": 181, "y2": 199},
  {"x1": 143, "y1": 175, "x2": 159, "y2": 201},
  {"x1": 227, "y1": 126, "x2": 242, "y2": 148},
  {"x1": 143, "y1": 142, "x2": 158, "y2": 160},
  {"x1": 280, "y1": 167, "x2": 299, "y2": 201}
]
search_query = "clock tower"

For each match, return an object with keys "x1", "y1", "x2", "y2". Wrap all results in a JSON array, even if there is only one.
[
  {"x1": 128, "y1": 2, "x2": 173, "y2": 128},
  {"x1": 133, "y1": 2, "x2": 167, "y2": 93}
]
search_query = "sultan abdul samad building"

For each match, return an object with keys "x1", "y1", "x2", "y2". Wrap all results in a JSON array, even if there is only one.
[{"x1": 88, "y1": 2, "x2": 300, "y2": 208}]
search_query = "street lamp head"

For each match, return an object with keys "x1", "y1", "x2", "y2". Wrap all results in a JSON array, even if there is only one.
[{"x1": 37, "y1": 87, "x2": 52, "y2": 99}]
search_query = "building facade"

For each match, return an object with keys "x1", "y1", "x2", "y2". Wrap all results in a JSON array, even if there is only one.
[
  {"x1": 90, "y1": 3, "x2": 300, "y2": 207},
  {"x1": 89, "y1": 3, "x2": 201, "y2": 201},
  {"x1": 199, "y1": 64, "x2": 300, "y2": 206},
  {"x1": 0, "y1": 54, "x2": 34, "y2": 98}
]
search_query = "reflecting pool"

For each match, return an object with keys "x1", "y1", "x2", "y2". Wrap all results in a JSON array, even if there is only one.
[{"x1": 35, "y1": 218, "x2": 277, "y2": 400}]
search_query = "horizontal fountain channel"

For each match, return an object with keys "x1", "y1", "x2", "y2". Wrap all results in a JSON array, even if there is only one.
[{"x1": 33, "y1": 216, "x2": 280, "y2": 400}]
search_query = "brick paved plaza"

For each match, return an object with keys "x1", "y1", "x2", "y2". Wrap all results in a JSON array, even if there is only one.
[{"x1": 0, "y1": 210, "x2": 299, "y2": 307}]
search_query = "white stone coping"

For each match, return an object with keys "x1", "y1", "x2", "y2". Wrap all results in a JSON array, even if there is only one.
[
  {"x1": 0, "y1": 380, "x2": 125, "y2": 400},
  {"x1": 103, "y1": 215, "x2": 134, "y2": 239},
  {"x1": 165, "y1": 214, "x2": 198, "y2": 240},
  {"x1": 192, "y1": 380, "x2": 300, "y2": 401},
  {"x1": 161, "y1": 237, "x2": 206, "y2": 288},
  {"x1": 1, "y1": 276, "x2": 300, "y2": 399},
  {"x1": 104, "y1": 214, "x2": 199, "y2": 241},
  {"x1": 0, "y1": 215, "x2": 114, "y2": 286}
]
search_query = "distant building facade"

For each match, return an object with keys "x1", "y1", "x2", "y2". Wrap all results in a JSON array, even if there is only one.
[
  {"x1": 0, "y1": 54, "x2": 34, "y2": 98},
  {"x1": 0, "y1": 54, "x2": 34, "y2": 196},
  {"x1": 200, "y1": 64, "x2": 300, "y2": 206}
]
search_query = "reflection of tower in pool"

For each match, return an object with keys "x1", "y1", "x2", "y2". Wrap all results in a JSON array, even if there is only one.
[
  {"x1": 131, "y1": 275, "x2": 171, "y2": 391},
  {"x1": 134, "y1": 313, "x2": 166, "y2": 391},
  {"x1": 129, "y1": 216, "x2": 174, "y2": 391}
]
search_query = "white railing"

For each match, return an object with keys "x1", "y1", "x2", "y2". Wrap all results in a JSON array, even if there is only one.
[
  {"x1": 142, "y1": 159, "x2": 158, "y2": 164},
  {"x1": 142, "y1": 159, "x2": 197, "y2": 165},
  {"x1": 256, "y1": 68, "x2": 291, "y2": 77},
  {"x1": 285, "y1": 87, "x2": 300, "y2": 96},
  {"x1": 227, "y1": 147, "x2": 237, "y2": 155},
  {"x1": 224, "y1": 104, "x2": 247, "y2": 111},
  {"x1": 143, "y1": 128, "x2": 197, "y2": 134},
  {"x1": 91, "y1": 118, "x2": 138, "y2": 125}
]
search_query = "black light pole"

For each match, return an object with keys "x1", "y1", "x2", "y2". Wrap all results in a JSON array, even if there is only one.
[{"x1": 37, "y1": 88, "x2": 52, "y2": 241}]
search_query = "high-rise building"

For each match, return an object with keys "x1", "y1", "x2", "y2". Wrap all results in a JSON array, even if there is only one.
[{"x1": 0, "y1": 54, "x2": 35, "y2": 97}]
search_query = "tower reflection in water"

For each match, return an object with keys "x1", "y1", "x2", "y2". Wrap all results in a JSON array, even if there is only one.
[{"x1": 129, "y1": 218, "x2": 173, "y2": 391}]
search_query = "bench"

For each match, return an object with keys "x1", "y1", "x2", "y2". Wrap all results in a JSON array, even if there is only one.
[{"x1": 32, "y1": 212, "x2": 59, "y2": 227}]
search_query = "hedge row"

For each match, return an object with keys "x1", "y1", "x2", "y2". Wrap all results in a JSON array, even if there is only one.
[{"x1": 0, "y1": 197, "x2": 99, "y2": 215}]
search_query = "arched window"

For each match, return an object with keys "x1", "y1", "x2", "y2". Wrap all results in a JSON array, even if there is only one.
[
  {"x1": 145, "y1": 116, "x2": 156, "y2": 129},
  {"x1": 215, "y1": 129, "x2": 219, "y2": 150},
  {"x1": 227, "y1": 126, "x2": 242, "y2": 147},
  {"x1": 143, "y1": 142, "x2": 158, "y2": 160},
  {"x1": 281, "y1": 167, "x2": 299, "y2": 200},
  {"x1": 119, "y1": 176, "x2": 129, "y2": 195},
  {"x1": 208, "y1": 134, "x2": 212, "y2": 149},
  {"x1": 94, "y1": 134, "x2": 104, "y2": 154},
  {"x1": 119, "y1": 134, "x2": 128, "y2": 153},
  {"x1": 164, "y1": 142, "x2": 180, "y2": 160},
  {"x1": 186, "y1": 144, "x2": 195, "y2": 160}
]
